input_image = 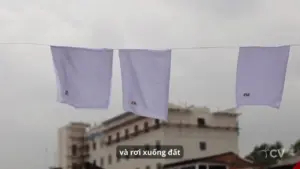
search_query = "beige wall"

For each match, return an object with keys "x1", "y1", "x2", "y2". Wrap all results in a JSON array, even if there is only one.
[
  {"x1": 57, "y1": 123, "x2": 88, "y2": 169},
  {"x1": 58, "y1": 127, "x2": 68, "y2": 169}
]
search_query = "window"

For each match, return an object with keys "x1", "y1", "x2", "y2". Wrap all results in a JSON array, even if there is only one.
[
  {"x1": 116, "y1": 132, "x2": 120, "y2": 142},
  {"x1": 155, "y1": 140, "x2": 161, "y2": 150},
  {"x1": 92, "y1": 142, "x2": 96, "y2": 150},
  {"x1": 93, "y1": 160, "x2": 96, "y2": 165},
  {"x1": 71, "y1": 145, "x2": 77, "y2": 156},
  {"x1": 144, "y1": 121, "x2": 149, "y2": 132},
  {"x1": 199, "y1": 141, "x2": 206, "y2": 150},
  {"x1": 100, "y1": 157, "x2": 104, "y2": 166},
  {"x1": 125, "y1": 128, "x2": 129, "y2": 139},
  {"x1": 146, "y1": 165, "x2": 151, "y2": 169},
  {"x1": 134, "y1": 125, "x2": 139, "y2": 135},
  {"x1": 197, "y1": 118, "x2": 205, "y2": 126},
  {"x1": 155, "y1": 119, "x2": 160, "y2": 126},
  {"x1": 156, "y1": 163, "x2": 162, "y2": 169},
  {"x1": 107, "y1": 135, "x2": 112, "y2": 145},
  {"x1": 108, "y1": 154, "x2": 112, "y2": 165}
]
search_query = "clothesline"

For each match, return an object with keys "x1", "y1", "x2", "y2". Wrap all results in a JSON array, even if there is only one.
[{"x1": 1, "y1": 42, "x2": 300, "y2": 50}]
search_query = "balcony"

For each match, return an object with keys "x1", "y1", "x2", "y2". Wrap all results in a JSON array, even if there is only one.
[
  {"x1": 69, "y1": 136, "x2": 85, "y2": 142},
  {"x1": 104, "y1": 122, "x2": 161, "y2": 146},
  {"x1": 102, "y1": 120, "x2": 238, "y2": 147}
]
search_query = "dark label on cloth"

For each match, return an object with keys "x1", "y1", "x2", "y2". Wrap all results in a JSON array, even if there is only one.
[{"x1": 243, "y1": 93, "x2": 250, "y2": 97}]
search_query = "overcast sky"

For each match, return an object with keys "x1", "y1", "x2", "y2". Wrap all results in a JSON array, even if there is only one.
[{"x1": 1, "y1": 0, "x2": 300, "y2": 168}]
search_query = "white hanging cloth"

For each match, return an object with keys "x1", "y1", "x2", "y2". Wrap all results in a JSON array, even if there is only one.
[
  {"x1": 236, "y1": 46, "x2": 290, "y2": 108},
  {"x1": 51, "y1": 46, "x2": 113, "y2": 108},
  {"x1": 119, "y1": 49, "x2": 172, "y2": 120}
]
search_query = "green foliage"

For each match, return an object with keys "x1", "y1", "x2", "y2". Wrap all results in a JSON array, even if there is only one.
[
  {"x1": 245, "y1": 139, "x2": 300, "y2": 166},
  {"x1": 290, "y1": 139, "x2": 300, "y2": 155},
  {"x1": 245, "y1": 141, "x2": 286, "y2": 165}
]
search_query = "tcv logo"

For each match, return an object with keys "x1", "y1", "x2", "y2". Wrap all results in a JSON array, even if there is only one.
[{"x1": 259, "y1": 148, "x2": 288, "y2": 159}]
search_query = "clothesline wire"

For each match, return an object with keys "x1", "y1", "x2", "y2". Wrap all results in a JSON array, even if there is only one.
[{"x1": 1, "y1": 42, "x2": 300, "y2": 50}]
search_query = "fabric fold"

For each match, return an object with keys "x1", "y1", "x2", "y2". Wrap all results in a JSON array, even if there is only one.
[
  {"x1": 51, "y1": 46, "x2": 113, "y2": 108},
  {"x1": 119, "y1": 49, "x2": 172, "y2": 120},
  {"x1": 236, "y1": 46, "x2": 290, "y2": 108}
]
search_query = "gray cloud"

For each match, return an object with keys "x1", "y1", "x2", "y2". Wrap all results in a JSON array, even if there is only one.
[{"x1": 1, "y1": 0, "x2": 300, "y2": 168}]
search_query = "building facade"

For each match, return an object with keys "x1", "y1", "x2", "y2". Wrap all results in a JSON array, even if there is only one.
[
  {"x1": 58, "y1": 106, "x2": 240, "y2": 169},
  {"x1": 57, "y1": 122, "x2": 90, "y2": 169}
]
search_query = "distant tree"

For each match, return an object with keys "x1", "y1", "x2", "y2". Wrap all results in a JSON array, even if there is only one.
[
  {"x1": 245, "y1": 141, "x2": 289, "y2": 165},
  {"x1": 290, "y1": 139, "x2": 300, "y2": 155}
]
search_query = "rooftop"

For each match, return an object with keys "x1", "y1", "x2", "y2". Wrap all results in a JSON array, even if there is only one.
[
  {"x1": 270, "y1": 154, "x2": 300, "y2": 168},
  {"x1": 101, "y1": 104, "x2": 238, "y2": 126},
  {"x1": 163, "y1": 152, "x2": 253, "y2": 168}
]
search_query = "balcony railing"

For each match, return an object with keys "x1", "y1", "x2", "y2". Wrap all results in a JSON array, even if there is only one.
[
  {"x1": 105, "y1": 123, "x2": 161, "y2": 146},
  {"x1": 103, "y1": 122, "x2": 238, "y2": 146}
]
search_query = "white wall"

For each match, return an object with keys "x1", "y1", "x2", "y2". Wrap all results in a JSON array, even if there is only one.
[
  {"x1": 89, "y1": 127, "x2": 238, "y2": 169},
  {"x1": 88, "y1": 125, "x2": 238, "y2": 168},
  {"x1": 79, "y1": 108, "x2": 239, "y2": 169},
  {"x1": 163, "y1": 127, "x2": 239, "y2": 160}
]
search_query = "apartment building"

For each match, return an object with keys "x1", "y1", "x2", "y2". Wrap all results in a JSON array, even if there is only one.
[
  {"x1": 57, "y1": 122, "x2": 90, "y2": 169},
  {"x1": 58, "y1": 105, "x2": 240, "y2": 169}
]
